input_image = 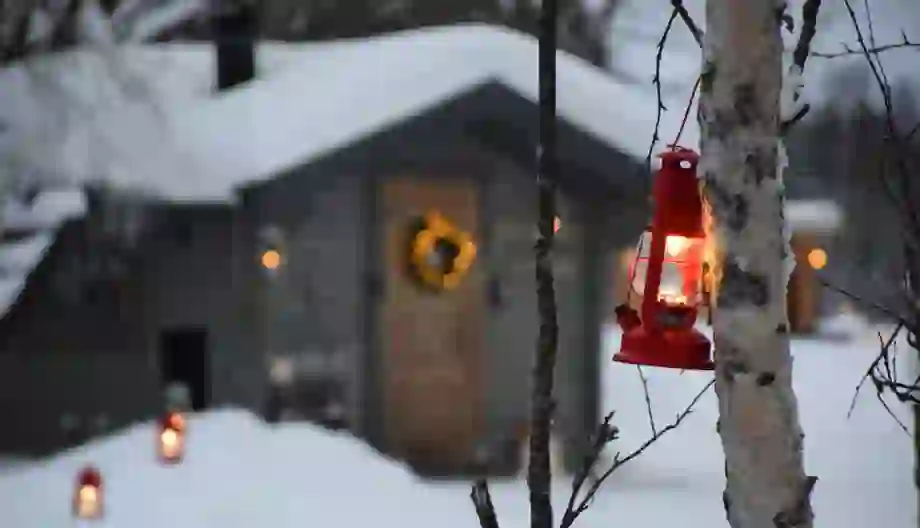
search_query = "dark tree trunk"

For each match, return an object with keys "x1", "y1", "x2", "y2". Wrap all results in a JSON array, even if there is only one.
[{"x1": 527, "y1": 0, "x2": 558, "y2": 527}]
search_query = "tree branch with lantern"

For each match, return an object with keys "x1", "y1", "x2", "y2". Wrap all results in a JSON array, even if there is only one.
[
  {"x1": 471, "y1": 0, "x2": 837, "y2": 525},
  {"x1": 471, "y1": 2, "x2": 720, "y2": 527}
]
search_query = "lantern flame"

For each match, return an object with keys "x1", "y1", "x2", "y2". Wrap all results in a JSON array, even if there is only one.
[
  {"x1": 658, "y1": 289, "x2": 688, "y2": 305},
  {"x1": 665, "y1": 235, "x2": 689, "y2": 258},
  {"x1": 160, "y1": 427, "x2": 183, "y2": 461},
  {"x1": 76, "y1": 484, "x2": 101, "y2": 518}
]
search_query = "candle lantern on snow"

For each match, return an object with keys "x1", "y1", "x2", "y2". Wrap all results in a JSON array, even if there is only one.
[
  {"x1": 158, "y1": 411, "x2": 186, "y2": 464},
  {"x1": 614, "y1": 147, "x2": 713, "y2": 370},
  {"x1": 73, "y1": 466, "x2": 103, "y2": 519}
]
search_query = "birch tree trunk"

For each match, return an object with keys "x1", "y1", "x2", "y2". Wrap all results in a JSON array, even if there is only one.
[{"x1": 699, "y1": 1, "x2": 815, "y2": 527}]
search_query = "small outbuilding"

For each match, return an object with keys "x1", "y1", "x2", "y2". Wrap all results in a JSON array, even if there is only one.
[
  {"x1": 0, "y1": 23, "x2": 697, "y2": 476},
  {"x1": 785, "y1": 199, "x2": 843, "y2": 334}
]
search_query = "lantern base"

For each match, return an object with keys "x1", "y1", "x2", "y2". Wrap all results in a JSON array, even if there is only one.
[{"x1": 614, "y1": 325, "x2": 713, "y2": 371}]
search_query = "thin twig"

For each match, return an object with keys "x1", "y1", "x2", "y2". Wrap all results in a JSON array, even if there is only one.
[
  {"x1": 561, "y1": 379, "x2": 715, "y2": 526},
  {"x1": 846, "y1": 323, "x2": 903, "y2": 418},
  {"x1": 818, "y1": 277, "x2": 906, "y2": 323},
  {"x1": 670, "y1": 0, "x2": 702, "y2": 48},
  {"x1": 812, "y1": 39, "x2": 920, "y2": 58},
  {"x1": 644, "y1": 8, "x2": 678, "y2": 177},
  {"x1": 862, "y1": 0, "x2": 894, "y2": 116},
  {"x1": 636, "y1": 366, "x2": 657, "y2": 436},
  {"x1": 559, "y1": 412, "x2": 619, "y2": 528},
  {"x1": 906, "y1": 120, "x2": 920, "y2": 141},
  {"x1": 673, "y1": 75, "x2": 700, "y2": 146}
]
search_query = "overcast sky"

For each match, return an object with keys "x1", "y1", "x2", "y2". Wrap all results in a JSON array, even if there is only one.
[{"x1": 610, "y1": 0, "x2": 920, "y2": 110}]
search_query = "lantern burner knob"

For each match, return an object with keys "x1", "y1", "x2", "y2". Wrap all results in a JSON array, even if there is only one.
[{"x1": 615, "y1": 304, "x2": 641, "y2": 332}]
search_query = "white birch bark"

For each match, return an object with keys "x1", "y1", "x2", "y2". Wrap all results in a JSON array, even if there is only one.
[{"x1": 699, "y1": 1, "x2": 815, "y2": 527}]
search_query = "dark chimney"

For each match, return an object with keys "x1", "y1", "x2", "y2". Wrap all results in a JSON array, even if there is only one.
[{"x1": 214, "y1": 1, "x2": 257, "y2": 91}]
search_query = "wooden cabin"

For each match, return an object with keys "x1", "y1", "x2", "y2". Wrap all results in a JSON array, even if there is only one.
[{"x1": 0, "y1": 25, "x2": 658, "y2": 477}]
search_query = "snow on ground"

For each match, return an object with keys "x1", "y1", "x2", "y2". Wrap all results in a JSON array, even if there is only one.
[
  {"x1": 601, "y1": 319, "x2": 914, "y2": 527},
  {"x1": 0, "y1": 317, "x2": 913, "y2": 527}
]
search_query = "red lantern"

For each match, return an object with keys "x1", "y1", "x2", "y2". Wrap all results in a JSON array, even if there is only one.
[
  {"x1": 614, "y1": 147, "x2": 713, "y2": 370},
  {"x1": 73, "y1": 465, "x2": 103, "y2": 519},
  {"x1": 158, "y1": 411, "x2": 186, "y2": 464}
]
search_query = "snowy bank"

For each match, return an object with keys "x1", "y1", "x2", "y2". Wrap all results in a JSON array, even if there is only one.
[{"x1": 1, "y1": 322, "x2": 914, "y2": 527}]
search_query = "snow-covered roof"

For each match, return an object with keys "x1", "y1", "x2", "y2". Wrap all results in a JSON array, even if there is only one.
[
  {"x1": 2, "y1": 190, "x2": 88, "y2": 232},
  {"x1": 0, "y1": 232, "x2": 55, "y2": 319},
  {"x1": 13, "y1": 24, "x2": 697, "y2": 202},
  {"x1": 785, "y1": 199, "x2": 843, "y2": 232},
  {"x1": 0, "y1": 189, "x2": 86, "y2": 319}
]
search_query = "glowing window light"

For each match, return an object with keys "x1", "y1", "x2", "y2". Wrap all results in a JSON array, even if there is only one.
[{"x1": 807, "y1": 248, "x2": 827, "y2": 270}]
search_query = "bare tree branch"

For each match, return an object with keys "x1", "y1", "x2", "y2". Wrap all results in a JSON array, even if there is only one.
[
  {"x1": 793, "y1": 0, "x2": 822, "y2": 70},
  {"x1": 825, "y1": 0, "x2": 920, "y2": 421},
  {"x1": 559, "y1": 379, "x2": 716, "y2": 528},
  {"x1": 558, "y1": 412, "x2": 619, "y2": 528},
  {"x1": 644, "y1": 8, "x2": 677, "y2": 177},
  {"x1": 847, "y1": 322, "x2": 903, "y2": 418},
  {"x1": 471, "y1": 480, "x2": 501, "y2": 528},
  {"x1": 781, "y1": 0, "x2": 823, "y2": 133},
  {"x1": 906, "y1": 120, "x2": 920, "y2": 142},
  {"x1": 870, "y1": 330, "x2": 912, "y2": 435}
]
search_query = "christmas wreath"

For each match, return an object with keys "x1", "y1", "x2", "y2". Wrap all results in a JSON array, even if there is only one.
[{"x1": 407, "y1": 211, "x2": 477, "y2": 292}]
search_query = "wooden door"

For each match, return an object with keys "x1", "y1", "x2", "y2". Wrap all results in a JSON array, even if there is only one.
[{"x1": 379, "y1": 177, "x2": 484, "y2": 472}]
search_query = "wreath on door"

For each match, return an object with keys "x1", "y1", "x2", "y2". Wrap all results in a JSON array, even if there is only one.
[{"x1": 407, "y1": 211, "x2": 477, "y2": 292}]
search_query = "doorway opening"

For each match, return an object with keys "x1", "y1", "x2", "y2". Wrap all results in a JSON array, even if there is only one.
[{"x1": 158, "y1": 327, "x2": 210, "y2": 411}]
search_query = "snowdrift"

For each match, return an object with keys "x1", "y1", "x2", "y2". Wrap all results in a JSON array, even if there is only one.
[{"x1": 0, "y1": 323, "x2": 915, "y2": 527}]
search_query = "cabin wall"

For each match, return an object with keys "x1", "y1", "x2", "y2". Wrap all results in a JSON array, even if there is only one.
[
  {"x1": 0, "y1": 221, "x2": 157, "y2": 455},
  {"x1": 482, "y1": 163, "x2": 590, "y2": 467},
  {"x1": 140, "y1": 208, "x2": 261, "y2": 411},
  {"x1": 244, "y1": 126, "x2": 607, "y2": 472},
  {"x1": 0, "y1": 207, "x2": 256, "y2": 456},
  {"x1": 241, "y1": 170, "x2": 366, "y2": 431}
]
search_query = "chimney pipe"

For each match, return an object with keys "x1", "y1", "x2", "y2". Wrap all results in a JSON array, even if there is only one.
[{"x1": 213, "y1": 1, "x2": 257, "y2": 91}]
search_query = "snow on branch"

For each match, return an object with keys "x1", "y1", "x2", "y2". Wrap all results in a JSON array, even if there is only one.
[{"x1": 780, "y1": 0, "x2": 824, "y2": 133}]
